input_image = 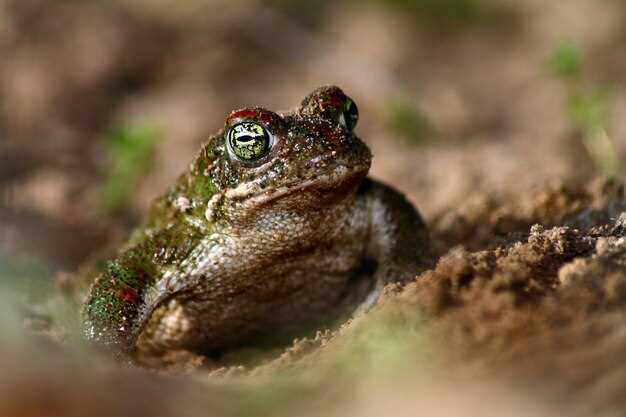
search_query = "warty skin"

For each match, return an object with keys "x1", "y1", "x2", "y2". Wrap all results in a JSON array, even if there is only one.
[{"x1": 83, "y1": 86, "x2": 432, "y2": 358}]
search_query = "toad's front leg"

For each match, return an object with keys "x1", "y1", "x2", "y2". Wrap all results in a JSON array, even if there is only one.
[
  {"x1": 82, "y1": 231, "x2": 234, "y2": 356},
  {"x1": 355, "y1": 178, "x2": 432, "y2": 313}
]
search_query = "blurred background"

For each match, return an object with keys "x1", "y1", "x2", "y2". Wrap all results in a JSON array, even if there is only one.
[{"x1": 1, "y1": 0, "x2": 625, "y2": 276}]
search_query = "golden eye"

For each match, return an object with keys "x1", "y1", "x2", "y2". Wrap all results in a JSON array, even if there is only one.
[{"x1": 227, "y1": 122, "x2": 271, "y2": 161}]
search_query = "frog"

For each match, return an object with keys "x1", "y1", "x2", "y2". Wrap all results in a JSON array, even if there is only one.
[{"x1": 83, "y1": 86, "x2": 432, "y2": 359}]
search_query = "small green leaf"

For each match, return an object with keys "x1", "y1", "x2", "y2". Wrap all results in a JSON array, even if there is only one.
[
  {"x1": 549, "y1": 40, "x2": 621, "y2": 178},
  {"x1": 99, "y1": 121, "x2": 161, "y2": 213},
  {"x1": 565, "y1": 88, "x2": 609, "y2": 136},
  {"x1": 385, "y1": 96, "x2": 436, "y2": 146},
  {"x1": 548, "y1": 41, "x2": 582, "y2": 80}
]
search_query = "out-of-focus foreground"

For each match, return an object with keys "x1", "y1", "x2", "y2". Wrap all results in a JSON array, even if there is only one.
[{"x1": 1, "y1": 1, "x2": 626, "y2": 416}]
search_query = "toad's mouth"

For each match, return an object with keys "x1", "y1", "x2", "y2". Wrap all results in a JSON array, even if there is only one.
[
  {"x1": 249, "y1": 163, "x2": 370, "y2": 205},
  {"x1": 203, "y1": 159, "x2": 369, "y2": 223},
  {"x1": 226, "y1": 161, "x2": 370, "y2": 208}
]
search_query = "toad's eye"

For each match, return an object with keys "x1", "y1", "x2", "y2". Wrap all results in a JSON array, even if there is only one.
[
  {"x1": 227, "y1": 122, "x2": 271, "y2": 161},
  {"x1": 339, "y1": 97, "x2": 358, "y2": 131}
]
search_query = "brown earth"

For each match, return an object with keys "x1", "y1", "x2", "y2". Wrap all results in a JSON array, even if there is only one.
[
  {"x1": 236, "y1": 179, "x2": 626, "y2": 415},
  {"x1": 8, "y1": 178, "x2": 626, "y2": 417}
]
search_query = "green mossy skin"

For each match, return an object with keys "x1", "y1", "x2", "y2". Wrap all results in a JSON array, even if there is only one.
[
  {"x1": 84, "y1": 248, "x2": 157, "y2": 349},
  {"x1": 84, "y1": 222, "x2": 207, "y2": 351},
  {"x1": 84, "y1": 141, "x2": 221, "y2": 351}
]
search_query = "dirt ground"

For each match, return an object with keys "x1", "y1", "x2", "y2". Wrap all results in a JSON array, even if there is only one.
[{"x1": 2, "y1": 0, "x2": 626, "y2": 416}]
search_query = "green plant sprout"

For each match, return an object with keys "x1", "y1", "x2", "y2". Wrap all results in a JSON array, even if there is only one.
[
  {"x1": 385, "y1": 95, "x2": 436, "y2": 146},
  {"x1": 98, "y1": 121, "x2": 161, "y2": 213},
  {"x1": 548, "y1": 41, "x2": 621, "y2": 178}
]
